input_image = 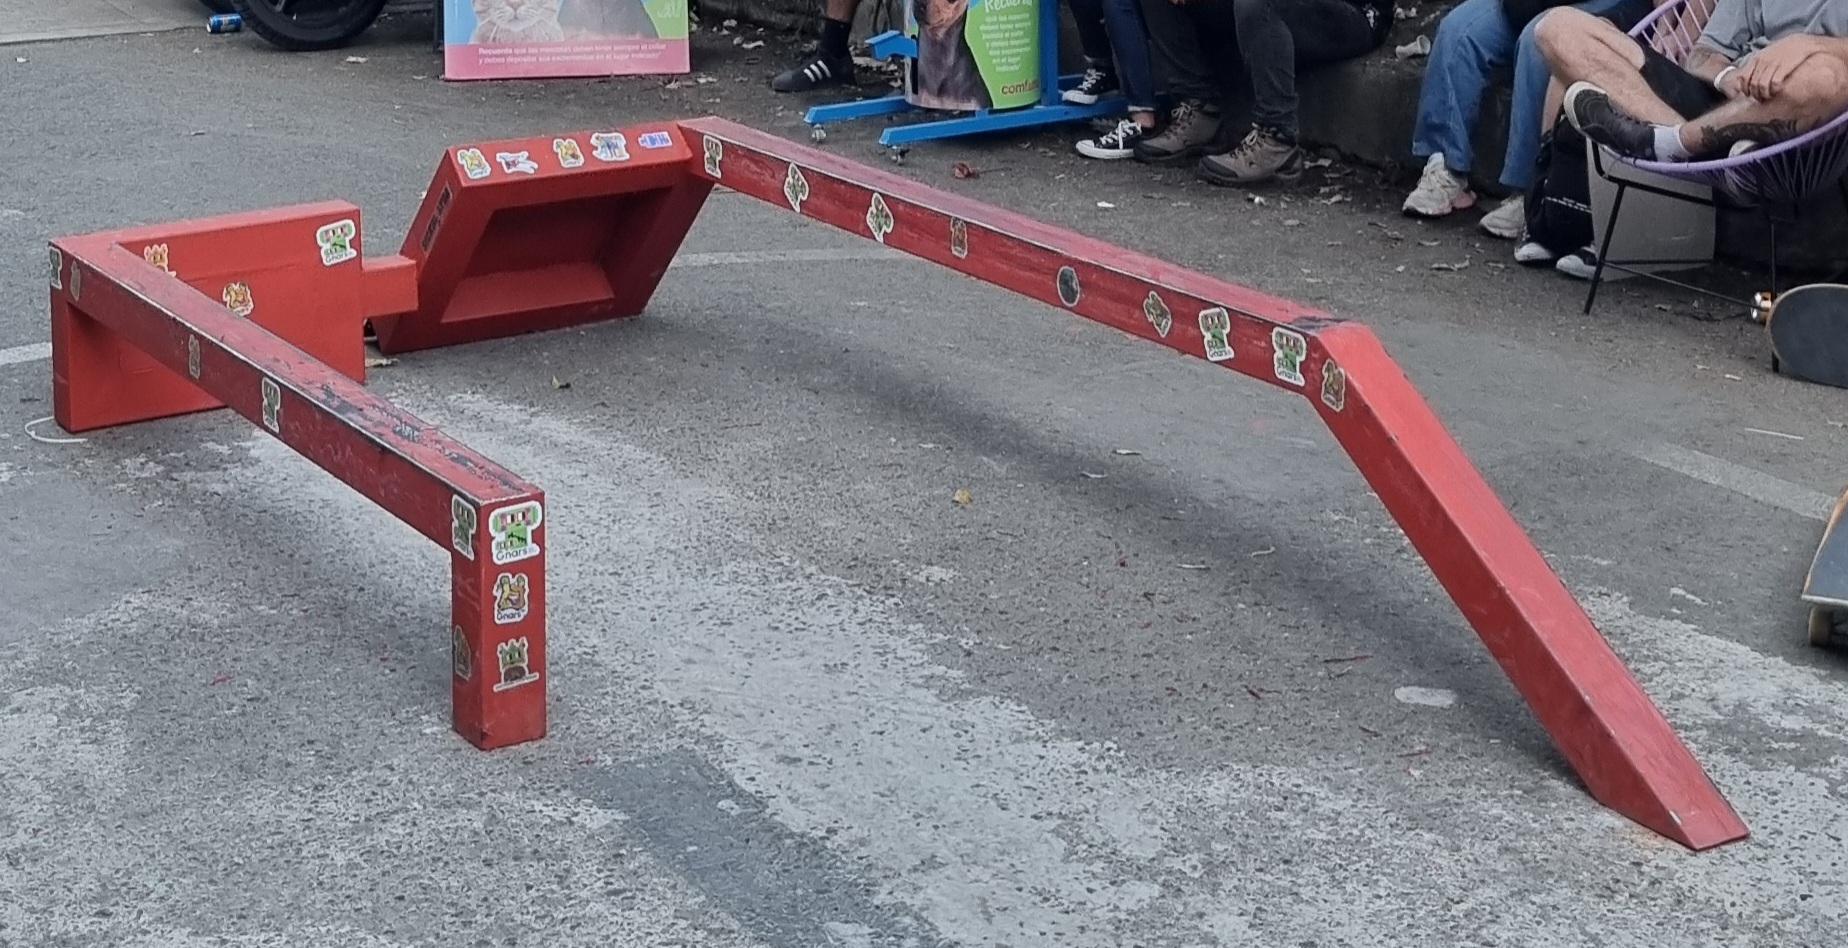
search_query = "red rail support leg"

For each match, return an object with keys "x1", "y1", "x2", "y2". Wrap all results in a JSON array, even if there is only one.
[
  {"x1": 674, "y1": 116, "x2": 1747, "y2": 849},
  {"x1": 50, "y1": 234, "x2": 546, "y2": 750},
  {"x1": 373, "y1": 123, "x2": 712, "y2": 354}
]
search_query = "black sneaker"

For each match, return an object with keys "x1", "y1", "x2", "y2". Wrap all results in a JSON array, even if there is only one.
[
  {"x1": 772, "y1": 53, "x2": 855, "y2": 93},
  {"x1": 1076, "y1": 118, "x2": 1145, "y2": 160},
  {"x1": 1563, "y1": 82, "x2": 1657, "y2": 160},
  {"x1": 1061, "y1": 66, "x2": 1118, "y2": 105}
]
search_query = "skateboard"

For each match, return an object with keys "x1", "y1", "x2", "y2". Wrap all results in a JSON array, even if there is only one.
[
  {"x1": 1801, "y1": 484, "x2": 1848, "y2": 648},
  {"x1": 1767, "y1": 283, "x2": 1848, "y2": 388}
]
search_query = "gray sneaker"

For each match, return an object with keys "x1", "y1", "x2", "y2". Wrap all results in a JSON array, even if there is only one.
[
  {"x1": 1134, "y1": 100, "x2": 1221, "y2": 165},
  {"x1": 1196, "y1": 126, "x2": 1302, "y2": 186}
]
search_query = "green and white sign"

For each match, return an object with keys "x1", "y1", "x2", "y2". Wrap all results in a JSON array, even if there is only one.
[{"x1": 906, "y1": 0, "x2": 1041, "y2": 112}]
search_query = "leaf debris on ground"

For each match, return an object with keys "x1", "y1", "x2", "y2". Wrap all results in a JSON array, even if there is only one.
[
  {"x1": 951, "y1": 487, "x2": 974, "y2": 506},
  {"x1": 1430, "y1": 259, "x2": 1471, "y2": 272}
]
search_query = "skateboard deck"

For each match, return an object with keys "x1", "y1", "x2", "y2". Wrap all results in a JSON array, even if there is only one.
[
  {"x1": 1768, "y1": 283, "x2": 1848, "y2": 388},
  {"x1": 1801, "y1": 483, "x2": 1848, "y2": 647}
]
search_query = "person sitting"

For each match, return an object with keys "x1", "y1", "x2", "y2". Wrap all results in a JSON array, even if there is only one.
[
  {"x1": 1402, "y1": 0, "x2": 1656, "y2": 238},
  {"x1": 1134, "y1": 0, "x2": 1393, "y2": 185},
  {"x1": 1538, "y1": 0, "x2": 1848, "y2": 162},
  {"x1": 1063, "y1": 0, "x2": 1161, "y2": 159}
]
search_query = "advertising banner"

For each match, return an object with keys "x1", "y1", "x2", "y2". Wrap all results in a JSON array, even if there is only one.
[
  {"x1": 904, "y1": 0, "x2": 1041, "y2": 112},
  {"x1": 444, "y1": 0, "x2": 689, "y2": 80}
]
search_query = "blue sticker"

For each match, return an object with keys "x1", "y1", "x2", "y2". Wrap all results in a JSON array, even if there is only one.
[{"x1": 638, "y1": 132, "x2": 673, "y2": 149}]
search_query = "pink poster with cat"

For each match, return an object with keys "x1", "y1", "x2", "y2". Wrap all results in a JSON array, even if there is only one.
[{"x1": 444, "y1": 0, "x2": 690, "y2": 80}]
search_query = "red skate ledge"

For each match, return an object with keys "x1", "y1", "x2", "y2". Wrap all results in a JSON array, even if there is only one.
[{"x1": 673, "y1": 116, "x2": 1747, "y2": 850}]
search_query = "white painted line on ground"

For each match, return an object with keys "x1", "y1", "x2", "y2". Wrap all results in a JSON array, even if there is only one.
[
  {"x1": 1633, "y1": 442, "x2": 1833, "y2": 522},
  {"x1": 0, "y1": 342, "x2": 50, "y2": 367},
  {"x1": 0, "y1": 249, "x2": 902, "y2": 373},
  {"x1": 669, "y1": 247, "x2": 903, "y2": 268}
]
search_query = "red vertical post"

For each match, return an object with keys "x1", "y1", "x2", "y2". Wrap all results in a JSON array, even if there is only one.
[{"x1": 450, "y1": 496, "x2": 549, "y2": 749}]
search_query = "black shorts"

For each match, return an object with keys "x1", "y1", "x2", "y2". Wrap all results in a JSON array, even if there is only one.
[{"x1": 1639, "y1": 46, "x2": 1726, "y2": 121}]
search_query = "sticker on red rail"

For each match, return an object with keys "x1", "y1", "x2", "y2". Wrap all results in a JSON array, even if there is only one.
[
  {"x1": 143, "y1": 244, "x2": 174, "y2": 275},
  {"x1": 1199, "y1": 308, "x2": 1234, "y2": 362},
  {"x1": 317, "y1": 220, "x2": 358, "y2": 267},
  {"x1": 703, "y1": 136, "x2": 724, "y2": 178},
  {"x1": 497, "y1": 151, "x2": 539, "y2": 176},
  {"x1": 451, "y1": 496, "x2": 478, "y2": 561},
  {"x1": 47, "y1": 247, "x2": 62, "y2": 289},
  {"x1": 589, "y1": 132, "x2": 629, "y2": 162},
  {"x1": 457, "y1": 148, "x2": 492, "y2": 180},
  {"x1": 493, "y1": 572, "x2": 531, "y2": 625},
  {"x1": 222, "y1": 282, "x2": 254, "y2": 317},
  {"x1": 489, "y1": 501, "x2": 542, "y2": 565},
  {"x1": 553, "y1": 137, "x2": 586, "y2": 169},
  {"x1": 1321, "y1": 360, "x2": 1346, "y2": 412},
  {"x1": 784, "y1": 164, "x2": 809, "y2": 212},
  {"x1": 452, "y1": 625, "x2": 473, "y2": 681},
  {"x1": 494, "y1": 636, "x2": 540, "y2": 692},
  {"x1": 1143, "y1": 291, "x2": 1173, "y2": 338},
  {"x1": 1271, "y1": 328, "x2": 1307, "y2": 386}
]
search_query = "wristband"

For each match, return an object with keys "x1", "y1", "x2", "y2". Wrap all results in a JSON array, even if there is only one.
[{"x1": 1713, "y1": 65, "x2": 1738, "y2": 92}]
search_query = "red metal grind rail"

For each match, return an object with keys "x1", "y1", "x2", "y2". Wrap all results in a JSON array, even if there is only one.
[
  {"x1": 49, "y1": 219, "x2": 547, "y2": 750},
  {"x1": 49, "y1": 117, "x2": 1744, "y2": 848},
  {"x1": 675, "y1": 117, "x2": 1746, "y2": 850}
]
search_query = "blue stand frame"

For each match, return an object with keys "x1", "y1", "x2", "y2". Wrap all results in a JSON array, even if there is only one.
[{"x1": 803, "y1": 1, "x2": 1124, "y2": 152}]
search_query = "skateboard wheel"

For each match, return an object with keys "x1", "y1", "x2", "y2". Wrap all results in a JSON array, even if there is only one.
[
  {"x1": 1809, "y1": 606, "x2": 1836, "y2": 648},
  {"x1": 889, "y1": 148, "x2": 907, "y2": 166},
  {"x1": 809, "y1": 125, "x2": 827, "y2": 144}
]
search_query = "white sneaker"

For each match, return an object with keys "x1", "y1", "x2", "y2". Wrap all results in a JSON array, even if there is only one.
[
  {"x1": 1479, "y1": 195, "x2": 1525, "y2": 239},
  {"x1": 1513, "y1": 240, "x2": 1555, "y2": 265},
  {"x1": 1402, "y1": 153, "x2": 1476, "y2": 218},
  {"x1": 1555, "y1": 247, "x2": 1638, "y2": 281},
  {"x1": 1076, "y1": 118, "x2": 1145, "y2": 160}
]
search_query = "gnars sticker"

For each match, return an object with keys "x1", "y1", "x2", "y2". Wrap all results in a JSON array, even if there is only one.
[
  {"x1": 316, "y1": 220, "x2": 358, "y2": 267},
  {"x1": 489, "y1": 501, "x2": 543, "y2": 565}
]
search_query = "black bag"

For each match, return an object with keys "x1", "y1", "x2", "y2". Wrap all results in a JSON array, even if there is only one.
[
  {"x1": 1522, "y1": 120, "x2": 1593, "y2": 259},
  {"x1": 1501, "y1": 0, "x2": 1576, "y2": 28}
]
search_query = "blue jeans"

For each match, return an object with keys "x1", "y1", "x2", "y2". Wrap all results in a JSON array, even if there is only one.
[
  {"x1": 1067, "y1": 0, "x2": 1157, "y2": 112},
  {"x1": 1411, "y1": 0, "x2": 1650, "y2": 189}
]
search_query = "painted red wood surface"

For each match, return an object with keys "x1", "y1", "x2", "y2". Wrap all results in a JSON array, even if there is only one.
[
  {"x1": 49, "y1": 238, "x2": 547, "y2": 750},
  {"x1": 374, "y1": 123, "x2": 712, "y2": 354},
  {"x1": 675, "y1": 116, "x2": 1747, "y2": 850}
]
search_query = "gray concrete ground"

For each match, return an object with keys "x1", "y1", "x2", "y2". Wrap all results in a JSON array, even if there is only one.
[
  {"x1": 0, "y1": 0, "x2": 200, "y2": 45},
  {"x1": 3, "y1": 12, "x2": 1848, "y2": 948}
]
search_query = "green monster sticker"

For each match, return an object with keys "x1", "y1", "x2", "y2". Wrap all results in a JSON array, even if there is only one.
[{"x1": 1271, "y1": 327, "x2": 1307, "y2": 386}]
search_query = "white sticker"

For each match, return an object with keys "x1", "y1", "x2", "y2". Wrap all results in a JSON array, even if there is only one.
[
  {"x1": 493, "y1": 572, "x2": 531, "y2": 625},
  {"x1": 1199, "y1": 308, "x2": 1234, "y2": 363},
  {"x1": 222, "y1": 282, "x2": 254, "y2": 317},
  {"x1": 784, "y1": 164, "x2": 809, "y2": 212},
  {"x1": 866, "y1": 193, "x2": 894, "y2": 243},
  {"x1": 47, "y1": 247, "x2": 62, "y2": 289},
  {"x1": 1142, "y1": 291, "x2": 1172, "y2": 338},
  {"x1": 493, "y1": 636, "x2": 540, "y2": 692},
  {"x1": 637, "y1": 131, "x2": 672, "y2": 149},
  {"x1": 1321, "y1": 360, "x2": 1346, "y2": 412},
  {"x1": 316, "y1": 219, "x2": 358, "y2": 267},
  {"x1": 260, "y1": 377, "x2": 281, "y2": 433},
  {"x1": 143, "y1": 243, "x2": 174, "y2": 275},
  {"x1": 589, "y1": 132, "x2": 629, "y2": 162},
  {"x1": 451, "y1": 496, "x2": 478, "y2": 561},
  {"x1": 496, "y1": 151, "x2": 538, "y2": 175},
  {"x1": 553, "y1": 137, "x2": 585, "y2": 169},
  {"x1": 457, "y1": 147, "x2": 491, "y2": 179},
  {"x1": 489, "y1": 500, "x2": 543, "y2": 565},
  {"x1": 702, "y1": 135, "x2": 723, "y2": 178},
  {"x1": 1271, "y1": 327, "x2": 1307, "y2": 386}
]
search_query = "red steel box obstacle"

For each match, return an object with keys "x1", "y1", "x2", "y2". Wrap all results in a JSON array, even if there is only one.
[{"x1": 51, "y1": 118, "x2": 1747, "y2": 850}]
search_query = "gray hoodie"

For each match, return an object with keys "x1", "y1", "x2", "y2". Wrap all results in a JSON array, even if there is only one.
[{"x1": 1699, "y1": 0, "x2": 1848, "y2": 59}]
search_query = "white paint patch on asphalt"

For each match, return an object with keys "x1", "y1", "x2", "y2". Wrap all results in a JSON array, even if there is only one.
[
  {"x1": 1633, "y1": 443, "x2": 1833, "y2": 522},
  {"x1": 670, "y1": 248, "x2": 904, "y2": 269},
  {"x1": 439, "y1": 392, "x2": 1173, "y2": 948},
  {"x1": 0, "y1": 341, "x2": 50, "y2": 367},
  {"x1": 1392, "y1": 686, "x2": 1457, "y2": 708}
]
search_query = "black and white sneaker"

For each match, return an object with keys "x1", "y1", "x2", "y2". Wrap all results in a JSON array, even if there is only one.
[
  {"x1": 1076, "y1": 118, "x2": 1144, "y2": 160},
  {"x1": 772, "y1": 53, "x2": 855, "y2": 93},
  {"x1": 1061, "y1": 67, "x2": 1118, "y2": 105},
  {"x1": 1563, "y1": 81, "x2": 1657, "y2": 160}
]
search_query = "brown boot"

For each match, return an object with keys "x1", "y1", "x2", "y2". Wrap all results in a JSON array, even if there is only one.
[
  {"x1": 1197, "y1": 126, "x2": 1303, "y2": 187},
  {"x1": 1133, "y1": 100, "x2": 1222, "y2": 166}
]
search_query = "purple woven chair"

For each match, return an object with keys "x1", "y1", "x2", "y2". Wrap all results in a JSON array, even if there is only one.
[{"x1": 1583, "y1": 0, "x2": 1848, "y2": 312}]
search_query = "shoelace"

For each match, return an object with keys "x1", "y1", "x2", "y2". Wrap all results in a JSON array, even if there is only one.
[
  {"x1": 1100, "y1": 119, "x2": 1137, "y2": 147},
  {"x1": 1076, "y1": 68, "x2": 1108, "y2": 91}
]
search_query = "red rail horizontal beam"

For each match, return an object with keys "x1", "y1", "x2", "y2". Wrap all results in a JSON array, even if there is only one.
[
  {"x1": 50, "y1": 238, "x2": 548, "y2": 750},
  {"x1": 677, "y1": 116, "x2": 1746, "y2": 850}
]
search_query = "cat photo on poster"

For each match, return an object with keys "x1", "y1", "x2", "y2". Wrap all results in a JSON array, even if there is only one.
[{"x1": 446, "y1": 0, "x2": 687, "y2": 80}]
